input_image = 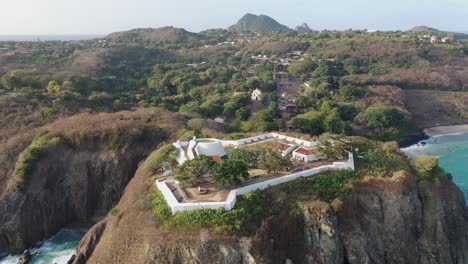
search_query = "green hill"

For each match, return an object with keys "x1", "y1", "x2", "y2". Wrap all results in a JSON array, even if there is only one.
[
  {"x1": 228, "y1": 14, "x2": 289, "y2": 34},
  {"x1": 407, "y1": 26, "x2": 468, "y2": 39}
]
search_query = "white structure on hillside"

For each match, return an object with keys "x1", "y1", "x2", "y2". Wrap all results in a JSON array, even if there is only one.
[
  {"x1": 251, "y1": 88, "x2": 262, "y2": 101},
  {"x1": 441, "y1": 37, "x2": 450, "y2": 43},
  {"x1": 214, "y1": 116, "x2": 226, "y2": 124},
  {"x1": 157, "y1": 151, "x2": 355, "y2": 214},
  {"x1": 292, "y1": 147, "x2": 325, "y2": 163},
  {"x1": 195, "y1": 140, "x2": 226, "y2": 157}
]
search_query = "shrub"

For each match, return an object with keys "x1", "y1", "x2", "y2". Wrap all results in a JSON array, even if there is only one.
[
  {"x1": 144, "y1": 145, "x2": 179, "y2": 174},
  {"x1": 150, "y1": 189, "x2": 273, "y2": 234},
  {"x1": 411, "y1": 156, "x2": 439, "y2": 180},
  {"x1": 150, "y1": 189, "x2": 172, "y2": 220},
  {"x1": 330, "y1": 198, "x2": 344, "y2": 212},
  {"x1": 109, "y1": 207, "x2": 120, "y2": 216},
  {"x1": 13, "y1": 133, "x2": 63, "y2": 192}
]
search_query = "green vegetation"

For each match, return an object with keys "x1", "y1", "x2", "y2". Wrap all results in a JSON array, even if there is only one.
[
  {"x1": 411, "y1": 156, "x2": 441, "y2": 180},
  {"x1": 175, "y1": 156, "x2": 214, "y2": 187},
  {"x1": 276, "y1": 171, "x2": 359, "y2": 201},
  {"x1": 150, "y1": 189, "x2": 274, "y2": 234},
  {"x1": 257, "y1": 148, "x2": 290, "y2": 173},
  {"x1": 13, "y1": 133, "x2": 63, "y2": 192},
  {"x1": 149, "y1": 135, "x2": 452, "y2": 233},
  {"x1": 228, "y1": 13, "x2": 289, "y2": 33},
  {"x1": 1, "y1": 22, "x2": 467, "y2": 148},
  {"x1": 227, "y1": 148, "x2": 254, "y2": 165},
  {"x1": 213, "y1": 158, "x2": 249, "y2": 187},
  {"x1": 145, "y1": 145, "x2": 179, "y2": 174},
  {"x1": 108, "y1": 207, "x2": 120, "y2": 216}
]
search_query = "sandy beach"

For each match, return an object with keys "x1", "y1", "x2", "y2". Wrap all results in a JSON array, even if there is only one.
[{"x1": 424, "y1": 125, "x2": 468, "y2": 137}]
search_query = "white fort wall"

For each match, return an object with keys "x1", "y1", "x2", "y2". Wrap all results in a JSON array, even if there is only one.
[
  {"x1": 157, "y1": 152, "x2": 354, "y2": 214},
  {"x1": 174, "y1": 133, "x2": 319, "y2": 165}
]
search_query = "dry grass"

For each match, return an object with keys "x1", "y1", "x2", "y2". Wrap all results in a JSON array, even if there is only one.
[{"x1": 405, "y1": 90, "x2": 467, "y2": 128}]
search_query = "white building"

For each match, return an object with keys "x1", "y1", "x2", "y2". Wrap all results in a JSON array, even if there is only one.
[
  {"x1": 195, "y1": 140, "x2": 227, "y2": 157},
  {"x1": 441, "y1": 37, "x2": 450, "y2": 43},
  {"x1": 292, "y1": 147, "x2": 325, "y2": 163},
  {"x1": 214, "y1": 116, "x2": 226, "y2": 124},
  {"x1": 251, "y1": 89, "x2": 262, "y2": 101}
]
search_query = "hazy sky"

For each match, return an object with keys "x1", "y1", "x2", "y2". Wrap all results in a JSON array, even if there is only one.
[{"x1": 1, "y1": 0, "x2": 467, "y2": 35}]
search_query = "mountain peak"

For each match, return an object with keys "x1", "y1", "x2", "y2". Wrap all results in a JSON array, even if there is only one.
[
  {"x1": 228, "y1": 14, "x2": 289, "y2": 33},
  {"x1": 295, "y1": 23, "x2": 311, "y2": 32}
]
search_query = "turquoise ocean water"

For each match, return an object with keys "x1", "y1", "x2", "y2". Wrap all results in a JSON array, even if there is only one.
[
  {"x1": 0, "y1": 229, "x2": 85, "y2": 264},
  {"x1": 401, "y1": 132, "x2": 468, "y2": 201}
]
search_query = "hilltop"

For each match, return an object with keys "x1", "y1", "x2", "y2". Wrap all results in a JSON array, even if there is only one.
[
  {"x1": 105, "y1": 26, "x2": 201, "y2": 43},
  {"x1": 407, "y1": 25, "x2": 468, "y2": 39},
  {"x1": 295, "y1": 23, "x2": 312, "y2": 32},
  {"x1": 228, "y1": 13, "x2": 289, "y2": 33}
]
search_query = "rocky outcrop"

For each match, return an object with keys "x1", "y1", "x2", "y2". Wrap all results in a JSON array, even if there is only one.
[
  {"x1": 300, "y1": 201, "x2": 344, "y2": 264},
  {"x1": 71, "y1": 221, "x2": 107, "y2": 264},
  {"x1": 0, "y1": 133, "x2": 168, "y2": 254},
  {"x1": 72, "y1": 169, "x2": 468, "y2": 264},
  {"x1": 17, "y1": 250, "x2": 31, "y2": 264}
]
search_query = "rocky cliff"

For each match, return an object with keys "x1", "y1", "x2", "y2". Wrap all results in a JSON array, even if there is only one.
[
  {"x1": 0, "y1": 109, "x2": 186, "y2": 254},
  {"x1": 71, "y1": 167, "x2": 468, "y2": 264}
]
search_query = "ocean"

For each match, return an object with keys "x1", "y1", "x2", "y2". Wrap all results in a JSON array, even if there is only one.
[
  {"x1": 0, "y1": 229, "x2": 85, "y2": 264},
  {"x1": 0, "y1": 35, "x2": 104, "y2": 41},
  {"x1": 401, "y1": 132, "x2": 468, "y2": 201}
]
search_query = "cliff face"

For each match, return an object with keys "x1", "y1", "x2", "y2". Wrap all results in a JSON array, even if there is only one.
[
  {"x1": 72, "y1": 170, "x2": 468, "y2": 264},
  {"x1": 0, "y1": 139, "x2": 162, "y2": 253},
  {"x1": 0, "y1": 109, "x2": 186, "y2": 254}
]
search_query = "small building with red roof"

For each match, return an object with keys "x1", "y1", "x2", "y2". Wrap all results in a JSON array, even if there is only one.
[{"x1": 292, "y1": 147, "x2": 325, "y2": 163}]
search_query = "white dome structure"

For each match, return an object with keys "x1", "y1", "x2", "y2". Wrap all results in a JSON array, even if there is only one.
[{"x1": 195, "y1": 139, "x2": 226, "y2": 157}]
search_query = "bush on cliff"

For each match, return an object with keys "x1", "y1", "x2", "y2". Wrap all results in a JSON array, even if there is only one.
[
  {"x1": 13, "y1": 133, "x2": 64, "y2": 192},
  {"x1": 144, "y1": 144, "x2": 178, "y2": 174},
  {"x1": 411, "y1": 156, "x2": 440, "y2": 180},
  {"x1": 150, "y1": 189, "x2": 274, "y2": 234}
]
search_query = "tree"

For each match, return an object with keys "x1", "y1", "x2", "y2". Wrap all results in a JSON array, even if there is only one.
[
  {"x1": 213, "y1": 159, "x2": 249, "y2": 187},
  {"x1": 322, "y1": 108, "x2": 345, "y2": 134},
  {"x1": 366, "y1": 106, "x2": 405, "y2": 131},
  {"x1": 187, "y1": 118, "x2": 207, "y2": 132},
  {"x1": 47, "y1": 80, "x2": 62, "y2": 94},
  {"x1": 175, "y1": 156, "x2": 214, "y2": 187},
  {"x1": 290, "y1": 111, "x2": 323, "y2": 134},
  {"x1": 258, "y1": 149, "x2": 289, "y2": 173},
  {"x1": 235, "y1": 107, "x2": 251, "y2": 121},
  {"x1": 228, "y1": 148, "x2": 254, "y2": 165},
  {"x1": 200, "y1": 98, "x2": 224, "y2": 118},
  {"x1": 339, "y1": 84, "x2": 366, "y2": 100}
]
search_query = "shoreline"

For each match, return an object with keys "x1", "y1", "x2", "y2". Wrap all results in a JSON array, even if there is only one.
[{"x1": 424, "y1": 125, "x2": 468, "y2": 137}]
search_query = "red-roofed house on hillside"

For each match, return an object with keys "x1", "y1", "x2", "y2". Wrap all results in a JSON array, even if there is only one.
[{"x1": 292, "y1": 147, "x2": 325, "y2": 163}]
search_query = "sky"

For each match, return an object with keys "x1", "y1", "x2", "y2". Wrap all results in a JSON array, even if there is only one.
[{"x1": 0, "y1": 0, "x2": 467, "y2": 35}]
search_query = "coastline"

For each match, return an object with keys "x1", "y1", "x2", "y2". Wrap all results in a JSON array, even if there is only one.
[{"x1": 424, "y1": 125, "x2": 468, "y2": 137}]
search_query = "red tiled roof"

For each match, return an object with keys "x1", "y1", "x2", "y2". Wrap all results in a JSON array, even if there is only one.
[
  {"x1": 212, "y1": 155, "x2": 222, "y2": 163},
  {"x1": 295, "y1": 148, "x2": 319, "y2": 155}
]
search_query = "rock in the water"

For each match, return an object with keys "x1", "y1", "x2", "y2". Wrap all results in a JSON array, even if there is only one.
[
  {"x1": 67, "y1": 254, "x2": 76, "y2": 264},
  {"x1": 17, "y1": 250, "x2": 31, "y2": 264}
]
